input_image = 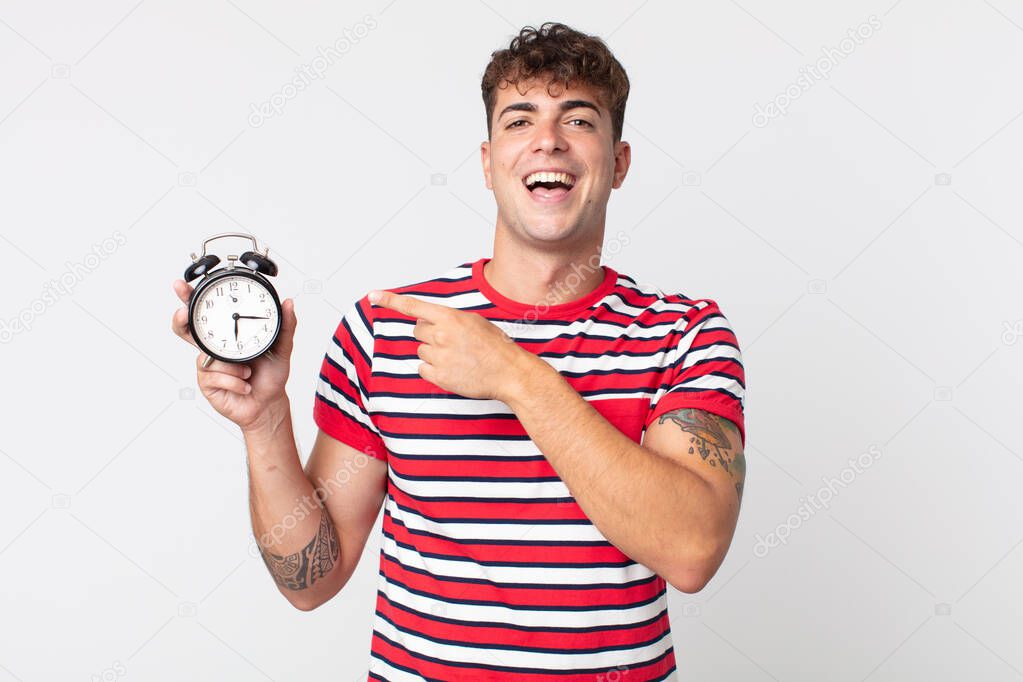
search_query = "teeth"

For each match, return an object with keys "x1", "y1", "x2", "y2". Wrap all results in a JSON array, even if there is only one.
[{"x1": 524, "y1": 171, "x2": 575, "y2": 187}]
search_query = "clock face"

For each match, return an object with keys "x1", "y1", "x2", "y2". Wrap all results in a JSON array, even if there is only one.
[{"x1": 192, "y1": 274, "x2": 280, "y2": 361}]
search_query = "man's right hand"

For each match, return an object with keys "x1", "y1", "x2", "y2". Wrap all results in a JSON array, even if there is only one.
[{"x1": 171, "y1": 279, "x2": 297, "y2": 434}]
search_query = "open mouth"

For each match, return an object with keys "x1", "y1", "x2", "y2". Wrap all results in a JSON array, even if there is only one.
[{"x1": 522, "y1": 170, "x2": 576, "y2": 203}]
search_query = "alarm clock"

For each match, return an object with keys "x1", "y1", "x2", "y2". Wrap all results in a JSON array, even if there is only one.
[{"x1": 183, "y1": 232, "x2": 282, "y2": 366}]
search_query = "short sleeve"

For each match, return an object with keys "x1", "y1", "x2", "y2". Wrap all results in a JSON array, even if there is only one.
[
  {"x1": 644, "y1": 299, "x2": 746, "y2": 448},
  {"x1": 313, "y1": 295, "x2": 388, "y2": 461}
]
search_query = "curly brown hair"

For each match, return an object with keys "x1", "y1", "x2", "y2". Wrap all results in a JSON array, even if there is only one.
[{"x1": 481, "y1": 22, "x2": 630, "y2": 143}]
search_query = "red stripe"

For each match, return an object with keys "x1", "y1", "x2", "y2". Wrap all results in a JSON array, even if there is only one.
[
  {"x1": 370, "y1": 629, "x2": 676, "y2": 681},
  {"x1": 383, "y1": 512, "x2": 633, "y2": 566},
  {"x1": 375, "y1": 591, "x2": 671, "y2": 651},
  {"x1": 380, "y1": 553, "x2": 663, "y2": 610}
]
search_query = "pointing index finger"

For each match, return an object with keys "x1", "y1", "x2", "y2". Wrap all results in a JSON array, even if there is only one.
[{"x1": 368, "y1": 290, "x2": 446, "y2": 322}]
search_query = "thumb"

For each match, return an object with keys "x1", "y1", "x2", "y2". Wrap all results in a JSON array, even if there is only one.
[{"x1": 274, "y1": 298, "x2": 297, "y2": 355}]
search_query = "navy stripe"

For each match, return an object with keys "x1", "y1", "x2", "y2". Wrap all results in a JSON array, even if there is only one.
[
  {"x1": 377, "y1": 590, "x2": 668, "y2": 634},
  {"x1": 370, "y1": 630, "x2": 674, "y2": 676}
]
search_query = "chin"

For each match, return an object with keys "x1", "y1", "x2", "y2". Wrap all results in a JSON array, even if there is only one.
[{"x1": 519, "y1": 219, "x2": 580, "y2": 243}]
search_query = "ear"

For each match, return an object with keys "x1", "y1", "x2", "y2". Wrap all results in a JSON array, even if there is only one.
[
  {"x1": 481, "y1": 140, "x2": 493, "y2": 190},
  {"x1": 611, "y1": 140, "x2": 631, "y2": 189}
]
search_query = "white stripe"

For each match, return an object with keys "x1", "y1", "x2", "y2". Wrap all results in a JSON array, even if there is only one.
[
  {"x1": 372, "y1": 394, "x2": 513, "y2": 416},
  {"x1": 680, "y1": 335, "x2": 741, "y2": 369},
  {"x1": 343, "y1": 298, "x2": 375, "y2": 356},
  {"x1": 323, "y1": 329, "x2": 370, "y2": 400},
  {"x1": 602, "y1": 293, "x2": 693, "y2": 317},
  {"x1": 378, "y1": 572, "x2": 668, "y2": 631},
  {"x1": 315, "y1": 375, "x2": 378, "y2": 435},
  {"x1": 381, "y1": 531, "x2": 656, "y2": 586},
  {"x1": 672, "y1": 372, "x2": 744, "y2": 399},
  {"x1": 374, "y1": 347, "x2": 676, "y2": 381},
  {"x1": 388, "y1": 495, "x2": 613, "y2": 543},
  {"x1": 376, "y1": 314, "x2": 684, "y2": 344},
  {"x1": 373, "y1": 611, "x2": 674, "y2": 672},
  {"x1": 368, "y1": 653, "x2": 427, "y2": 681}
]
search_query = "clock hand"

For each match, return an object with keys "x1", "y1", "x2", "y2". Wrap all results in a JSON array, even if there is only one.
[
  {"x1": 234, "y1": 317, "x2": 238, "y2": 341},
  {"x1": 236, "y1": 315, "x2": 270, "y2": 320}
]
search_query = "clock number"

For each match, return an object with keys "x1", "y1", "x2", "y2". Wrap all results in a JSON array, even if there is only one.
[
  {"x1": 215, "y1": 286, "x2": 223, "y2": 296},
  {"x1": 229, "y1": 281, "x2": 238, "y2": 291},
  {"x1": 204, "y1": 299, "x2": 213, "y2": 309},
  {"x1": 237, "y1": 341, "x2": 244, "y2": 350}
]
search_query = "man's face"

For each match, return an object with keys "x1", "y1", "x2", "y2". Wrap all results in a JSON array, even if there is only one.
[{"x1": 481, "y1": 77, "x2": 630, "y2": 246}]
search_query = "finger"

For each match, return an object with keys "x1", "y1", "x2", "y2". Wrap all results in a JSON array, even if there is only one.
[
  {"x1": 412, "y1": 319, "x2": 436, "y2": 344},
  {"x1": 271, "y1": 298, "x2": 297, "y2": 356},
  {"x1": 172, "y1": 279, "x2": 194, "y2": 305},
  {"x1": 199, "y1": 369, "x2": 251, "y2": 395},
  {"x1": 370, "y1": 290, "x2": 446, "y2": 323},
  {"x1": 173, "y1": 307, "x2": 198, "y2": 348},
  {"x1": 197, "y1": 353, "x2": 252, "y2": 379}
]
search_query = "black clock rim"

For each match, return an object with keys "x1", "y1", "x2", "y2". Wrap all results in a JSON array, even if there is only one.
[{"x1": 188, "y1": 268, "x2": 283, "y2": 364}]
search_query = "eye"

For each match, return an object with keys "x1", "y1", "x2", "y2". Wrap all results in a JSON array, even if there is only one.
[
  {"x1": 568, "y1": 119, "x2": 593, "y2": 127},
  {"x1": 506, "y1": 119, "x2": 528, "y2": 129}
]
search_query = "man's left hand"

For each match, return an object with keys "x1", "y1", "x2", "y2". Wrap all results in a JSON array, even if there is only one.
[{"x1": 368, "y1": 289, "x2": 540, "y2": 402}]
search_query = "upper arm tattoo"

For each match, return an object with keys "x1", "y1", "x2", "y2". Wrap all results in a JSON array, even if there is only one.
[
  {"x1": 657, "y1": 408, "x2": 746, "y2": 503},
  {"x1": 258, "y1": 504, "x2": 340, "y2": 591}
]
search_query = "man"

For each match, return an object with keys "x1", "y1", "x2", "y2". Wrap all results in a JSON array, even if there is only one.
[{"x1": 172, "y1": 21, "x2": 745, "y2": 681}]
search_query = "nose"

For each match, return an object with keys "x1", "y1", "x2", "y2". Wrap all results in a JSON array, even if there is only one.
[{"x1": 532, "y1": 117, "x2": 568, "y2": 154}]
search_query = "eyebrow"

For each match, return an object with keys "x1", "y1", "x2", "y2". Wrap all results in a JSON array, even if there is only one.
[{"x1": 497, "y1": 99, "x2": 602, "y2": 120}]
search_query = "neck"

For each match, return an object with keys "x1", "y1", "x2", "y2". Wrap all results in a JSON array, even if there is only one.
[{"x1": 484, "y1": 227, "x2": 608, "y2": 307}]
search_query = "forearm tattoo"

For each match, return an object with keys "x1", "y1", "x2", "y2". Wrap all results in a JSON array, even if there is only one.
[
  {"x1": 657, "y1": 408, "x2": 746, "y2": 502},
  {"x1": 258, "y1": 505, "x2": 340, "y2": 590}
]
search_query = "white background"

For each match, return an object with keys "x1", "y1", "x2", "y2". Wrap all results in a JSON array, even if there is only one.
[{"x1": 1, "y1": 1, "x2": 1022, "y2": 680}]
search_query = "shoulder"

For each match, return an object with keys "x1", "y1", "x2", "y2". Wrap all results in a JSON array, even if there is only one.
[{"x1": 612, "y1": 270, "x2": 729, "y2": 330}]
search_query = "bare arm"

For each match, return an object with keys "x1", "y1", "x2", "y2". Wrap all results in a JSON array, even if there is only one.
[
  {"x1": 503, "y1": 356, "x2": 741, "y2": 593},
  {"x1": 244, "y1": 403, "x2": 387, "y2": 611},
  {"x1": 171, "y1": 278, "x2": 387, "y2": 611}
]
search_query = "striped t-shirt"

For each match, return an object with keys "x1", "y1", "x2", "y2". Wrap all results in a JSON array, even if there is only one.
[{"x1": 313, "y1": 256, "x2": 746, "y2": 681}]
